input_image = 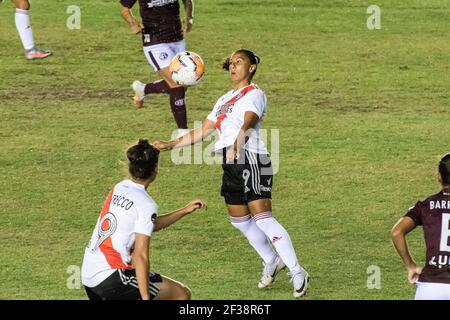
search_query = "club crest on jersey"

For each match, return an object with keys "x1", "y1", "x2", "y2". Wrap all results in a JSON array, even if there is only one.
[
  {"x1": 159, "y1": 52, "x2": 169, "y2": 60},
  {"x1": 174, "y1": 98, "x2": 185, "y2": 106}
]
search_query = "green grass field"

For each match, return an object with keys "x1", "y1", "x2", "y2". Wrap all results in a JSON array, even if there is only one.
[{"x1": 1, "y1": 0, "x2": 450, "y2": 300}]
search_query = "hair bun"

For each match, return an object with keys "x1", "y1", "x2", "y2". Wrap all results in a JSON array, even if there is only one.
[
  {"x1": 127, "y1": 139, "x2": 160, "y2": 180},
  {"x1": 138, "y1": 139, "x2": 150, "y2": 147}
]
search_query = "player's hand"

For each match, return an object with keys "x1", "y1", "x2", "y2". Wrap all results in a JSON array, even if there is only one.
[
  {"x1": 406, "y1": 264, "x2": 422, "y2": 284},
  {"x1": 184, "y1": 199, "x2": 207, "y2": 214},
  {"x1": 183, "y1": 17, "x2": 193, "y2": 33},
  {"x1": 131, "y1": 22, "x2": 142, "y2": 34},
  {"x1": 225, "y1": 147, "x2": 239, "y2": 163},
  {"x1": 152, "y1": 140, "x2": 172, "y2": 151}
]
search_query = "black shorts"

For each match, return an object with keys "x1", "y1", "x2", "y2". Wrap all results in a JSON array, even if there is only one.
[
  {"x1": 221, "y1": 149, "x2": 273, "y2": 205},
  {"x1": 84, "y1": 269, "x2": 162, "y2": 300}
]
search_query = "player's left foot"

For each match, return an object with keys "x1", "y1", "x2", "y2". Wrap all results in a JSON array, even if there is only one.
[
  {"x1": 131, "y1": 80, "x2": 145, "y2": 108},
  {"x1": 290, "y1": 268, "x2": 309, "y2": 298},
  {"x1": 258, "y1": 256, "x2": 286, "y2": 289},
  {"x1": 25, "y1": 48, "x2": 52, "y2": 60}
]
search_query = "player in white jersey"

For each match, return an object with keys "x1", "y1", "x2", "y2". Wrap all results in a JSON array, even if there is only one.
[
  {"x1": 82, "y1": 139, "x2": 207, "y2": 300},
  {"x1": 153, "y1": 49, "x2": 309, "y2": 298},
  {"x1": 10, "y1": 0, "x2": 52, "y2": 60}
]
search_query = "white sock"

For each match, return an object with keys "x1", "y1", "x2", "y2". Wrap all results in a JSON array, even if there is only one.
[
  {"x1": 15, "y1": 9, "x2": 35, "y2": 51},
  {"x1": 230, "y1": 215, "x2": 277, "y2": 264},
  {"x1": 254, "y1": 211, "x2": 302, "y2": 274}
]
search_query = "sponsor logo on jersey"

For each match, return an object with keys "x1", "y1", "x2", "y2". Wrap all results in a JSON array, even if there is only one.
[
  {"x1": 215, "y1": 103, "x2": 234, "y2": 117},
  {"x1": 147, "y1": 0, "x2": 177, "y2": 8},
  {"x1": 214, "y1": 85, "x2": 257, "y2": 132}
]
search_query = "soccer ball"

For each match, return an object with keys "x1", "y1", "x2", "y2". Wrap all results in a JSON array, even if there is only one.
[{"x1": 169, "y1": 51, "x2": 205, "y2": 86}]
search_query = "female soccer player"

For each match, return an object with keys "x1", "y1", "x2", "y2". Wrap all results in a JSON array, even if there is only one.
[
  {"x1": 152, "y1": 49, "x2": 309, "y2": 298},
  {"x1": 120, "y1": 0, "x2": 194, "y2": 137},
  {"x1": 392, "y1": 153, "x2": 450, "y2": 300},
  {"x1": 81, "y1": 139, "x2": 207, "y2": 300},
  {"x1": 10, "y1": 0, "x2": 52, "y2": 60}
]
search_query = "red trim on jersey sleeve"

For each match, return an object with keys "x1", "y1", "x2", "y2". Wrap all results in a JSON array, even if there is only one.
[
  {"x1": 215, "y1": 85, "x2": 257, "y2": 131},
  {"x1": 98, "y1": 189, "x2": 131, "y2": 270}
]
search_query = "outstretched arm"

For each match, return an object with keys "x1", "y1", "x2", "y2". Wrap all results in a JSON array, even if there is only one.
[
  {"x1": 391, "y1": 216, "x2": 422, "y2": 283},
  {"x1": 153, "y1": 199, "x2": 207, "y2": 231},
  {"x1": 153, "y1": 118, "x2": 216, "y2": 151}
]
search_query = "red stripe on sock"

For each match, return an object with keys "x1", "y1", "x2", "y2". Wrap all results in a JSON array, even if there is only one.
[
  {"x1": 230, "y1": 215, "x2": 252, "y2": 223},
  {"x1": 253, "y1": 211, "x2": 273, "y2": 221}
]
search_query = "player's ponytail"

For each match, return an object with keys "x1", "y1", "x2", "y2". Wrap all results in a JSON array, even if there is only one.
[
  {"x1": 127, "y1": 139, "x2": 160, "y2": 180},
  {"x1": 439, "y1": 153, "x2": 450, "y2": 187}
]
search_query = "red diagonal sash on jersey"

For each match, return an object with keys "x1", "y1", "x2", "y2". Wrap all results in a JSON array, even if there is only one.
[
  {"x1": 215, "y1": 85, "x2": 256, "y2": 132},
  {"x1": 98, "y1": 189, "x2": 130, "y2": 269}
]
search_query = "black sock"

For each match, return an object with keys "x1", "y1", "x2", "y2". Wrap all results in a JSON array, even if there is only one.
[{"x1": 169, "y1": 86, "x2": 188, "y2": 129}]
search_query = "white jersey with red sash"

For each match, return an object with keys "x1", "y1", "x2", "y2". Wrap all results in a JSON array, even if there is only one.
[
  {"x1": 82, "y1": 179, "x2": 157, "y2": 287},
  {"x1": 207, "y1": 83, "x2": 268, "y2": 155}
]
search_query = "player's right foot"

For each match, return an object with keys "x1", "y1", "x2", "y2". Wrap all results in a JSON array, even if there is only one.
[
  {"x1": 290, "y1": 268, "x2": 309, "y2": 298},
  {"x1": 258, "y1": 256, "x2": 286, "y2": 289},
  {"x1": 25, "y1": 48, "x2": 52, "y2": 60},
  {"x1": 131, "y1": 80, "x2": 146, "y2": 108}
]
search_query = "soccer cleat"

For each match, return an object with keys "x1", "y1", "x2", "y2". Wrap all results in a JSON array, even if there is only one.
[
  {"x1": 131, "y1": 80, "x2": 146, "y2": 108},
  {"x1": 25, "y1": 48, "x2": 52, "y2": 60},
  {"x1": 258, "y1": 256, "x2": 286, "y2": 289},
  {"x1": 289, "y1": 268, "x2": 309, "y2": 298}
]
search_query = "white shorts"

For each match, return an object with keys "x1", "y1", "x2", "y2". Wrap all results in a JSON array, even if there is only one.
[
  {"x1": 143, "y1": 40, "x2": 186, "y2": 72},
  {"x1": 415, "y1": 281, "x2": 450, "y2": 300}
]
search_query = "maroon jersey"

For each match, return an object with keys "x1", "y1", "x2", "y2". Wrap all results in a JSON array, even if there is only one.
[
  {"x1": 405, "y1": 189, "x2": 450, "y2": 283},
  {"x1": 120, "y1": 0, "x2": 184, "y2": 46}
]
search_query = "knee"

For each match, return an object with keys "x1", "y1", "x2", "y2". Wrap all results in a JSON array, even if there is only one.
[
  {"x1": 14, "y1": 0, "x2": 30, "y2": 10},
  {"x1": 178, "y1": 285, "x2": 191, "y2": 300}
]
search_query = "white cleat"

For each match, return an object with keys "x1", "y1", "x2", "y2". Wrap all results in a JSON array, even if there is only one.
[
  {"x1": 131, "y1": 80, "x2": 146, "y2": 108},
  {"x1": 25, "y1": 47, "x2": 52, "y2": 60},
  {"x1": 290, "y1": 268, "x2": 309, "y2": 298},
  {"x1": 258, "y1": 256, "x2": 286, "y2": 289}
]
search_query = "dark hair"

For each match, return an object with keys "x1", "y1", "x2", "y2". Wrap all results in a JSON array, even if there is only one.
[
  {"x1": 127, "y1": 139, "x2": 160, "y2": 180},
  {"x1": 439, "y1": 153, "x2": 450, "y2": 186},
  {"x1": 222, "y1": 49, "x2": 261, "y2": 79}
]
